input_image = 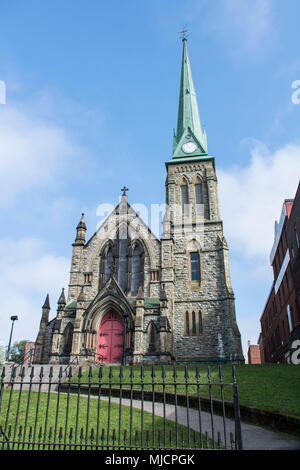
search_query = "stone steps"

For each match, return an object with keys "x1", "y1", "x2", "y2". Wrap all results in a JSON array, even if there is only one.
[
  {"x1": 1, "y1": 364, "x2": 80, "y2": 391},
  {"x1": 1, "y1": 362, "x2": 121, "y2": 385}
]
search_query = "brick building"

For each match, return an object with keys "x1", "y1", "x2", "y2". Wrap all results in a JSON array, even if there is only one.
[
  {"x1": 24, "y1": 342, "x2": 35, "y2": 365},
  {"x1": 33, "y1": 38, "x2": 243, "y2": 366},
  {"x1": 247, "y1": 341, "x2": 262, "y2": 364},
  {"x1": 259, "y1": 182, "x2": 300, "y2": 363}
]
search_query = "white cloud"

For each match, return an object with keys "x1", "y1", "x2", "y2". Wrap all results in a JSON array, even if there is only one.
[
  {"x1": 194, "y1": 0, "x2": 273, "y2": 56},
  {"x1": 221, "y1": 142, "x2": 300, "y2": 351},
  {"x1": 220, "y1": 0, "x2": 272, "y2": 50},
  {"x1": 218, "y1": 141, "x2": 300, "y2": 260},
  {"x1": 0, "y1": 238, "x2": 70, "y2": 345},
  {"x1": 0, "y1": 104, "x2": 82, "y2": 207}
]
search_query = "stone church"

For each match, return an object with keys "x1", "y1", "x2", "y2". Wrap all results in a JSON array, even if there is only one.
[{"x1": 33, "y1": 38, "x2": 244, "y2": 365}]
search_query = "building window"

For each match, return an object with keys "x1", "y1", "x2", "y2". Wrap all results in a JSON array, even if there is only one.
[
  {"x1": 181, "y1": 184, "x2": 189, "y2": 215},
  {"x1": 198, "y1": 311, "x2": 203, "y2": 333},
  {"x1": 151, "y1": 270, "x2": 160, "y2": 282},
  {"x1": 195, "y1": 182, "x2": 203, "y2": 214},
  {"x1": 147, "y1": 322, "x2": 159, "y2": 353},
  {"x1": 131, "y1": 246, "x2": 141, "y2": 295},
  {"x1": 184, "y1": 310, "x2": 203, "y2": 336},
  {"x1": 84, "y1": 273, "x2": 93, "y2": 284},
  {"x1": 105, "y1": 247, "x2": 114, "y2": 282},
  {"x1": 190, "y1": 252, "x2": 201, "y2": 282},
  {"x1": 118, "y1": 229, "x2": 128, "y2": 292},
  {"x1": 192, "y1": 311, "x2": 196, "y2": 334},
  {"x1": 287, "y1": 304, "x2": 293, "y2": 333},
  {"x1": 185, "y1": 311, "x2": 190, "y2": 336},
  {"x1": 62, "y1": 323, "x2": 73, "y2": 355}
]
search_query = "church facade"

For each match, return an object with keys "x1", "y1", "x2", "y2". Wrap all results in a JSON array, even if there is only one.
[{"x1": 33, "y1": 38, "x2": 244, "y2": 366}]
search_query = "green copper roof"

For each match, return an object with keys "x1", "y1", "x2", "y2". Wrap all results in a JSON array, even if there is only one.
[
  {"x1": 128, "y1": 297, "x2": 160, "y2": 309},
  {"x1": 173, "y1": 39, "x2": 208, "y2": 159}
]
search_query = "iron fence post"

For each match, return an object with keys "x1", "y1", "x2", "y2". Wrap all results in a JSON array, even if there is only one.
[{"x1": 232, "y1": 366, "x2": 243, "y2": 450}]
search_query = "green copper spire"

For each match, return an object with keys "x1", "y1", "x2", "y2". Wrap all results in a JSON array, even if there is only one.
[{"x1": 173, "y1": 38, "x2": 208, "y2": 158}]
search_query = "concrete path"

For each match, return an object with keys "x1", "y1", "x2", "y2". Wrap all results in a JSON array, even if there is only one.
[{"x1": 103, "y1": 396, "x2": 300, "y2": 451}]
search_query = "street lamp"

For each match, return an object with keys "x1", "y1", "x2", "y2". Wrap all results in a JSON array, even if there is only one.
[{"x1": 6, "y1": 315, "x2": 18, "y2": 361}]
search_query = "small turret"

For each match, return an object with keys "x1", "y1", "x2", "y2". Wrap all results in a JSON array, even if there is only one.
[
  {"x1": 136, "y1": 284, "x2": 144, "y2": 300},
  {"x1": 74, "y1": 213, "x2": 86, "y2": 246},
  {"x1": 57, "y1": 288, "x2": 66, "y2": 307},
  {"x1": 33, "y1": 294, "x2": 51, "y2": 363},
  {"x1": 160, "y1": 284, "x2": 168, "y2": 302},
  {"x1": 42, "y1": 293, "x2": 50, "y2": 311}
]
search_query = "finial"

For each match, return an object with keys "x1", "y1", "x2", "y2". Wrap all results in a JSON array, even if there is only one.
[
  {"x1": 74, "y1": 212, "x2": 87, "y2": 246},
  {"x1": 77, "y1": 286, "x2": 85, "y2": 302},
  {"x1": 77, "y1": 213, "x2": 86, "y2": 229},
  {"x1": 136, "y1": 284, "x2": 144, "y2": 300},
  {"x1": 178, "y1": 29, "x2": 188, "y2": 41},
  {"x1": 121, "y1": 186, "x2": 129, "y2": 196},
  {"x1": 58, "y1": 288, "x2": 66, "y2": 306},
  {"x1": 160, "y1": 285, "x2": 168, "y2": 302},
  {"x1": 42, "y1": 294, "x2": 50, "y2": 309}
]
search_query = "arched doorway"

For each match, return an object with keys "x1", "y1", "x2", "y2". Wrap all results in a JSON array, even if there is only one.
[
  {"x1": 97, "y1": 310, "x2": 124, "y2": 363},
  {"x1": 62, "y1": 323, "x2": 73, "y2": 356}
]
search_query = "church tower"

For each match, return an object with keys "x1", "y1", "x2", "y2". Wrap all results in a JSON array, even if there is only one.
[
  {"x1": 164, "y1": 37, "x2": 243, "y2": 362},
  {"x1": 33, "y1": 37, "x2": 244, "y2": 366}
]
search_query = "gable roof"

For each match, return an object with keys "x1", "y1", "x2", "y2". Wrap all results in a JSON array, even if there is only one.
[{"x1": 85, "y1": 195, "x2": 161, "y2": 248}]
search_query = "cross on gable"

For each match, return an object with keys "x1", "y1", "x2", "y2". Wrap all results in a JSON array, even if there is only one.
[{"x1": 121, "y1": 186, "x2": 129, "y2": 196}]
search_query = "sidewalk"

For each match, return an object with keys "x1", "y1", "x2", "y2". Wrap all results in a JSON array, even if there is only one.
[{"x1": 106, "y1": 397, "x2": 300, "y2": 450}]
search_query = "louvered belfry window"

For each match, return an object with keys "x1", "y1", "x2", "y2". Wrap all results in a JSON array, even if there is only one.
[
  {"x1": 181, "y1": 184, "x2": 189, "y2": 215},
  {"x1": 195, "y1": 183, "x2": 203, "y2": 213}
]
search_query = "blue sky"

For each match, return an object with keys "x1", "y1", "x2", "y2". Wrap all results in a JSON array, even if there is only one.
[{"x1": 0, "y1": 0, "x2": 300, "y2": 359}]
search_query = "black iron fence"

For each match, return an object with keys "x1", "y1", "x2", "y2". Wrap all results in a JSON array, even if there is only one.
[{"x1": 0, "y1": 364, "x2": 243, "y2": 450}]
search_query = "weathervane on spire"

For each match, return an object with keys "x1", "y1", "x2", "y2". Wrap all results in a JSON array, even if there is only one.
[{"x1": 178, "y1": 29, "x2": 188, "y2": 40}]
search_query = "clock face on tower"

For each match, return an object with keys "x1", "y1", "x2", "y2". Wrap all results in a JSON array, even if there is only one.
[{"x1": 182, "y1": 141, "x2": 197, "y2": 154}]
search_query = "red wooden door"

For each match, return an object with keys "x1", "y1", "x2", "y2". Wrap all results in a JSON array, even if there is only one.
[{"x1": 97, "y1": 311, "x2": 124, "y2": 363}]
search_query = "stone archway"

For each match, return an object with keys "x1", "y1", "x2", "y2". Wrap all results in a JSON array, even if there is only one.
[
  {"x1": 62, "y1": 322, "x2": 73, "y2": 356},
  {"x1": 96, "y1": 310, "x2": 124, "y2": 363}
]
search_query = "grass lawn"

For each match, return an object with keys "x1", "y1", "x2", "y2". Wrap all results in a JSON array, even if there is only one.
[
  {"x1": 0, "y1": 389, "x2": 208, "y2": 450},
  {"x1": 71, "y1": 364, "x2": 300, "y2": 418}
]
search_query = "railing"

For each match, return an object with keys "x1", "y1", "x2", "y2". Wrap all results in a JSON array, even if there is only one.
[
  {"x1": 62, "y1": 354, "x2": 80, "y2": 378},
  {"x1": 0, "y1": 364, "x2": 243, "y2": 451},
  {"x1": 9, "y1": 348, "x2": 34, "y2": 372}
]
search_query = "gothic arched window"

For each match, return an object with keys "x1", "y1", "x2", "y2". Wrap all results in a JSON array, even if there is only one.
[
  {"x1": 195, "y1": 179, "x2": 203, "y2": 214},
  {"x1": 147, "y1": 322, "x2": 159, "y2": 353},
  {"x1": 192, "y1": 311, "x2": 197, "y2": 335},
  {"x1": 117, "y1": 226, "x2": 129, "y2": 292},
  {"x1": 181, "y1": 182, "x2": 189, "y2": 216},
  {"x1": 62, "y1": 323, "x2": 73, "y2": 355},
  {"x1": 190, "y1": 252, "x2": 201, "y2": 282},
  {"x1": 185, "y1": 311, "x2": 190, "y2": 336},
  {"x1": 105, "y1": 247, "x2": 114, "y2": 283},
  {"x1": 99, "y1": 230, "x2": 148, "y2": 295},
  {"x1": 131, "y1": 245, "x2": 141, "y2": 295}
]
